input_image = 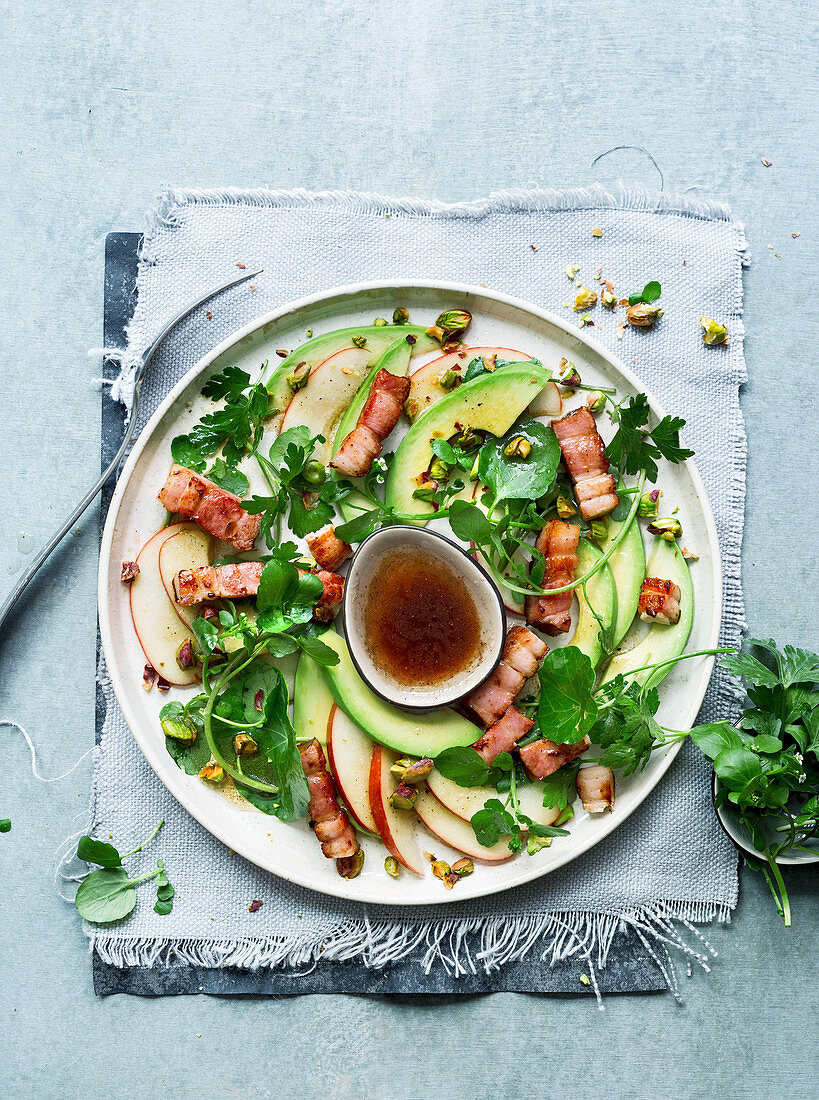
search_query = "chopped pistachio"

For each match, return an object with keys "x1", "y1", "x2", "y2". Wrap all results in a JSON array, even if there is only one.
[
  {"x1": 176, "y1": 638, "x2": 194, "y2": 670},
  {"x1": 400, "y1": 758, "x2": 434, "y2": 784},
  {"x1": 234, "y1": 733, "x2": 258, "y2": 758},
  {"x1": 588, "y1": 520, "x2": 608, "y2": 542},
  {"x1": 436, "y1": 309, "x2": 472, "y2": 334},
  {"x1": 579, "y1": 973, "x2": 591, "y2": 986},
  {"x1": 586, "y1": 390, "x2": 607, "y2": 413},
  {"x1": 338, "y1": 849, "x2": 365, "y2": 880},
  {"x1": 646, "y1": 517, "x2": 682, "y2": 541},
  {"x1": 638, "y1": 490, "x2": 660, "y2": 518},
  {"x1": 384, "y1": 856, "x2": 401, "y2": 878},
  {"x1": 453, "y1": 427, "x2": 480, "y2": 451},
  {"x1": 286, "y1": 364, "x2": 310, "y2": 392},
  {"x1": 699, "y1": 317, "x2": 729, "y2": 346},
  {"x1": 566, "y1": 264, "x2": 579, "y2": 280},
  {"x1": 627, "y1": 303, "x2": 664, "y2": 328},
  {"x1": 557, "y1": 358, "x2": 581, "y2": 387},
  {"x1": 351, "y1": 334, "x2": 367, "y2": 349},
  {"x1": 439, "y1": 368, "x2": 460, "y2": 390},
  {"x1": 451, "y1": 857, "x2": 474, "y2": 877},
  {"x1": 390, "y1": 758, "x2": 413, "y2": 780},
  {"x1": 527, "y1": 833, "x2": 552, "y2": 855},
  {"x1": 392, "y1": 307, "x2": 409, "y2": 324},
  {"x1": 482, "y1": 354, "x2": 498, "y2": 372},
  {"x1": 429, "y1": 457, "x2": 449, "y2": 481},
  {"x1": 373, "y1": 316, "x2": 389, "y2": 326},
  {"x1": 431, "y1": 860, "x2": 454, "y2": 888},
  {"x1": 554, "y1": 806, "x2": 574, "y2": 827},
  {"x1": 504, "y1": 436, "x2": 532, "y2": 460},
  {"x1": 601, "y1": 288, "x2": 617, "y2": 309},
  {"x1": 556, "y1": 495, "x2": 577, "y2": 519},
  {"x1": 305, "y1": 328, "x2": 313, "y2": 338},
  {"x1": 199, "y1": 758, "x2": 224, "y2": 782},
  {"x1": 161, "y1": 714, "x2": 198, "y2": 744},
  {"x1": 120, "y1": 560, "x2": 139, "y2": 583},
  {"x1": 388, "y1": 783, "x2": 417, "y2": 810},
  {"x1": 579, "y1": 315, "x2": 594, "y2": 328},
  {"x1": 425, "y1": 325, "x2": 445, "y2": 343},
  {"x1": 573, "y1": 287, "x2": 598, "y2": 312},
  {"x1": 682, "y1": 546, "x2": 699, "y2": 561}
]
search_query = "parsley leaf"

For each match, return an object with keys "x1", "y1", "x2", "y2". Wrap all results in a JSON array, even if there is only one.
[{"x1": 607, "y1": 393, "x2": 694, "y2": 481}]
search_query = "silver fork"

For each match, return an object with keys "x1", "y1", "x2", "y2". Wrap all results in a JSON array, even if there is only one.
[{"x1": 0, "y1": 265, "x2": 264, "y2": 635}]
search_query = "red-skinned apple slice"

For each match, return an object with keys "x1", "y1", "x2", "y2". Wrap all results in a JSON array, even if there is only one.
[
  {"x1": 278, "y1": 346, "x2": 371, "y2": 461},
  {"x1": 129, "y1": 524, "x2": 199, "y2": 686},
  {"x1": 369, "y1": 744, "x2": 426, "y2": 875},
  {"x1": 414, "y1": 790, "x2": 514, "y2": 862},
  {"x1": 527, "y1": 379, "x2": 562, "y2": 417},
  {"x1": 157, "y1": 523, "x2": 215, "y2": 629},
  {"x1": 406, "y1": 346, "x2": 532, "y2": 421},
  {"x1": 426, "y1": 770, "x2": 562, "y2": 829},
  {"x1": 326, "y1": 705, "x2": 378, "y2": 833},
  {"x1": 469, "y1": 482, "x2": 525, "y2": 616}
]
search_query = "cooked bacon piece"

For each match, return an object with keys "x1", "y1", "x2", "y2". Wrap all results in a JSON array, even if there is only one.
[
  {"x1": 306, "y1": 525, "x2": 353, "y2": 572},
  {"x1": 331, "y1": 369, "x2": 411, "y2": 477},
  {"x1": 550, "y1": 408, "x2": 619, "y2": 520},
  {"x1": 173, "y1": 561, "x2": 344, "y2": 621},
  {"x1": 576, "y1": 764, "x2": 615, "y2": 812},
  {"x1": 158, "y1": 464, "x2": 261, "y2": 551},
  {"x1": 299, "y1": 739, "x2": 359, "y2": 860},
  {"x1": 519, "y1": 736, "x2": 590, "y2": 780},
  {"x1": 525, "y1": 520, "x2": 581, "y2": 635},
  {"x1": 467, "y1": 626, "x2": 549, "y2": 726},
  {"x1": 473, "y1": 706, "x2": 534, "y2": 765},
  {"x1": 638, "y1": 576, "x2": 682, "y2": 625}
]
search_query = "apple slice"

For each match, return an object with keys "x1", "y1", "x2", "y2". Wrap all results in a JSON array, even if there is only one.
[
  {"x1": 369, "y1": 744, "x2": 425, "y2": 875},
  {"x1": 427, "y1": 770, "x2": 562, "y2": 829},
  {"x1": 157, "y1": 523, "x2": 215, "y2": 629},
  {"x1": 279, "y1": 346, "x2": 371, "y2": 461},
  {"x1": 528, "y1": 380, "x2": 562, "y2": 418},
  {"x1": 414, "y1": 789, "x2": 514, "y2": 862},
  {"x1": 406, "y1": 346, "x2": 532, "y2": 422},
  {"x1": 129, "y1": 525, "x2": 199, "y2": 686},
  {"x1": 469, "y1": 483, "x2": 525, "y2": 616},
  {"x1": 327, "y1": 705, "x2": 378, "y2": 833}
]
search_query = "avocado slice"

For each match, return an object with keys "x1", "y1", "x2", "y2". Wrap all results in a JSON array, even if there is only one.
[
  {"x1": 264, "y1": 325, "x2": 437, "y2": 417},
  {"x1": 385, "y1": 361, "x2": 551, "y2": 518},
  {"x1": 318, "y1": 630, "x2": 481, "y2": 756},
  {"x1": 598, "y1": 496, "x2": 646, "y2": 647},
  {"x1": 332, "y1": 338, "x2": 412, "y2": 523},
  {"x1": 293, "y1": 649, "x2": 335, "y2": 744},
  {"x1": 567, "y1": 540, "x2": 617, "y2": 669},
  {"x1": 600, "y1": 538, "x2": 693, "y2": 691}
]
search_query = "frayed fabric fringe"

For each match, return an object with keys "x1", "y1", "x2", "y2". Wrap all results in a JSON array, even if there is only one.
[{"x1": 89, "y1": 900, "x2": 728, "y2": 1005}]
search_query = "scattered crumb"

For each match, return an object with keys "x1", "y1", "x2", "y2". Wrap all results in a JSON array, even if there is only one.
[
  {"x1": 592, "y1": 227, "x2": 603, "y2": 237},
  {"x1": 196, "y1": 1034, "x2": 202, "y2": 1039},
  {"x1": 249, "y1": 285, "x2": 256, "y2": 290},
  {"x1": 761, "y1": 157, "x2": 772, "y2": 167},
  {"x1": 248, "y1": 899, "x2": 263, "y2": 913},
  {"x1": 616, "y1": 320, "x2": 626, "y2": 340},
  {"x1": 774, "y1": 252, "x2": 781, "y2": 259},
  {"x1": 792, "y1": 232, "x2": 801, "y2": 238},
  {"x1": 579, "y1": 973, "x2": 591, "y2": 986},
  {"x1": 235, "y1": 261, "x2": 246, "y2": 269},
  {"x1": 206, "y1": 311, "x2": 212, "y2": 319},
  {"x1": 530, "y1": 243, "x2": 539, "y2": 251}
]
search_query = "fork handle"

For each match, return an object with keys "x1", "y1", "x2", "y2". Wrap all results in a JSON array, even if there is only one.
[{"x1": 0, "y1": 408, "x2": 139, "y2": 636}]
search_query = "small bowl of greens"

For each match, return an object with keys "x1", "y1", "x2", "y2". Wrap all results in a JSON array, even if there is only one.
[{"x1": 691, "y1": 638, "x2": 819, "y2": 926}]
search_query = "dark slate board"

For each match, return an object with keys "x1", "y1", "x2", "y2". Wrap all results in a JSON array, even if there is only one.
[{"x1": 94, "y1": 232, "x2": 666, "y2": 997}]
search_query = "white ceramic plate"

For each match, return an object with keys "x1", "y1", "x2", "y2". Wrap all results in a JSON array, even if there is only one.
[{"x1": 98, "y1": 280, "x2": 722, "y2": 906}]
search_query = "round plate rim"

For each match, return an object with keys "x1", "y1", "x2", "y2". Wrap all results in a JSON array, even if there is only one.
[{"x1": 98, "y1": 278, "x2": 723, "y2": 907}]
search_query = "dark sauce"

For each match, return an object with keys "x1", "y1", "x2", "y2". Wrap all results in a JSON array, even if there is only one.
[{"x1": 363, "y1": 548, "x2": 484, "y2": 686}]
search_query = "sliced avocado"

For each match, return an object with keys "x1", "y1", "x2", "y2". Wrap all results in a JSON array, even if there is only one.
[
  {"x1": 600, "y1": 538, "x2": 693, "y2": 691},
  {"x1": 599, "y1": 495, "x2": 646, "y2": 647},
  {"x1": 293, "y1": 649, "x2": 335, "y2": 744},
  {"x1": 333, "y1": 338, "x2": 412, "y2": 523},
  {"x1": 318, "y1": 630, "x2": 481, "y2": 755},
  {"x1": 567, "y1": 540, "x2": 617, "y2": 669},
  {"x1": 264, "y1": 325, "x2": 437, "y2": 417},
  {"x1": 385, "y1": 361, "x2": 551, "y2": 518}
]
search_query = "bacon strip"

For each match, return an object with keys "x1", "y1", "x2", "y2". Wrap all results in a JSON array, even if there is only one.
[
  {"x1": 524, "y1": 520, "x2": 581, "y2": 635},
  {"x1": 173, "y1": 561, "x2": 344, "y2": 621},
  {"x1": 467, "y1": 626, "x2": 548, "y2": 726},
  {"x1": 638, "y1": 576, "x2": 681, "y2": 625},
  {"x1": 298, "y1": 739, "x2": 359, "y2": 860},
  {"x1": 158, "y1": 465, "x2": 261, "y2": 551},
  {"x1": 306, "y1": 526, "x2": 353, "y2": 572},
  {"x1": 473, "y1": 706, "x2": 534, "y2": 765},
  {"x1": 331, "y1": 370, "x2": 411, "y2": 477},
  {"x1": 519, "y1": 736, "x2": 590, "y2": 780},
  {"x1": 550, "y1": 408, "x2": 619, "y2": 520},
  {"x1": 576, "y1": 764, "x2": 615, "y2": 812}
]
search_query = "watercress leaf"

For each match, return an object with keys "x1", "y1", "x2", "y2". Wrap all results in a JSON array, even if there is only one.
[
  {"x1": 268, "y1": 426, "x2": 318, "y2": 478},
  {"x1": 642, "y1": 280, "x2": 662, "y2": 303},
  {"x1": 720, "y1": 652, "x2": 781, "y2": 690},
  {"x1": 170, "y1": 434, "x2": 207, "y2": 471},
  {"x1": 477, "y1": 418, "x2": 561, "y2": 502},
  {"x1": 470, "y1": 798, "x2": 515, "y2": 847},
  {"x1": 243, "y1": 667, "x2": 309, "y2": 821},
  {"x1": 804, "y1": 709, "x2": 819, "y2": 757},
  {"x1": 190, "y1": 615, "x2": 219, "y2": 654},
  {"x1": 265, "y1": 634, "x2": 300, "y2": 659},
  {"x1": 463, "y1": 356, "x2": 491, "y2": 384},
  {"x1": 493, "y1": 752, "x2": 514, "y2": 772},
  {"x1": 431, "y1": 439, "x2": 459, "y2": 466},
  {"x1": 537, "y1": 647, "x2": 598, "y2": 744},
  {"x1": 447, "y1": 499, "x2": 494, "y2": 545},
  {"x1": 154, "y1": 898, "x2": 174, "y2": 916},
  {"x1": 689, "y1": 721, "x2": 743, "y2": 761},
  {"x1": 164, "y1": 730, "x2": 212, "y2": 775},
  {"x1": 751, "y1": 734, "x2": 784, "y2": 754},
  {"x1": 335, "y1": 508, "x2": 385, "y2": 544},
  {"x1": 77, "y1": 836, "x2": 122, "y2": 868},
  {"x1": 75, "y1": 868, "x2": 137, "y2": 924},
  {"x1": 628, "y1": 292, "x2": 645, "y2": 306},
  {"x1": 205, "y1": 458, "x2": 249, "y2": 496},
  {"x1": 526, "y1": 821, "x2": 571, "y2": 838},
  {"x1": 256, "y1": 559, "x2": 299, "y2": 615},
  {"x1": 435, "y1": 747, "x2": 491, "y2": 788},
  {"x1": 318, "y1": 476, "x2": 354, "y2": 504},
  {"x1": 202, "y1": 364, "x2": 252, "y2": 402},
  {"x1": 295, "y1": 634, "x2": 340, "y2": 666}
]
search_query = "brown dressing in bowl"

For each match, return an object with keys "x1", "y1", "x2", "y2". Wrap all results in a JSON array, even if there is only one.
[{"x1": 362, "y1": 547, "x2": 484, "y2": 686}]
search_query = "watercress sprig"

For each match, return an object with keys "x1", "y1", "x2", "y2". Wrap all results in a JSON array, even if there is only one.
[{"x1": 74, "y1": 819, "x2": 173, "y2": 924}]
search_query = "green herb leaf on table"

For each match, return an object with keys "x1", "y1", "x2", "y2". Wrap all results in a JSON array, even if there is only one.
[{"x1": 76, "y1": 836, "x2": 122, "y2": 868}]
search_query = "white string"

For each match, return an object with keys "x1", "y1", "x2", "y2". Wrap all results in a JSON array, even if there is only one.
[{"x1": 0, "y1": 719, "x2": 94, "y2": 782}]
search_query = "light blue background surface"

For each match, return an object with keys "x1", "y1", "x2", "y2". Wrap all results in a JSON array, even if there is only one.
[{"x1": 1, "y1": 2, "x2": 817, "y2": 1097}]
